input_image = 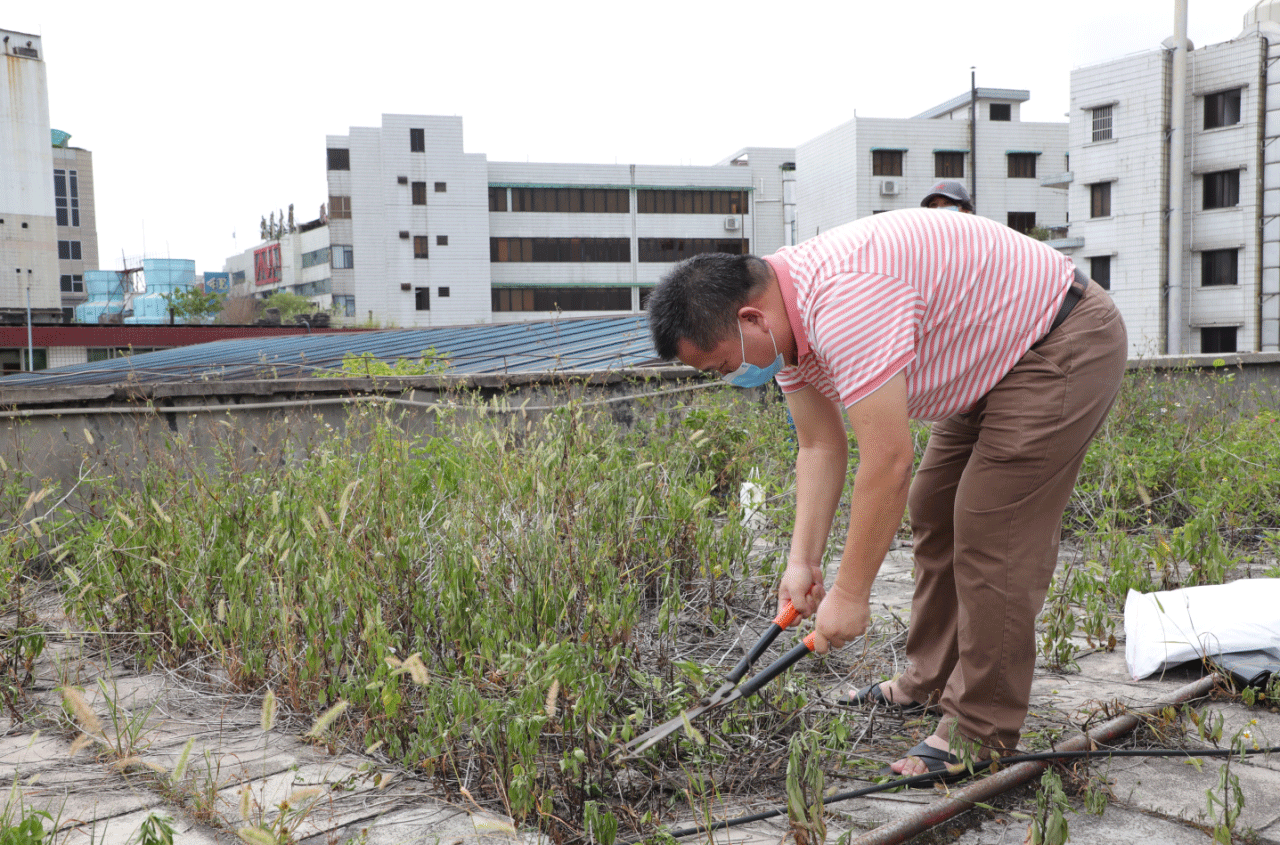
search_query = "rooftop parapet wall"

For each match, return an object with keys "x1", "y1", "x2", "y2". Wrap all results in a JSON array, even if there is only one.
[
  {"x1": 0, "y1": 367, "x2": 717, "y2": 506},
  {"x1": 4, "y1": 354, "x2": 1280, "y2": 513}
]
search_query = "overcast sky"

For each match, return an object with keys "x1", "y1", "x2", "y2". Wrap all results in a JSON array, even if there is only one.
[{"x1": 7, "y1": 0, "x2": 1253, "y2": 275}]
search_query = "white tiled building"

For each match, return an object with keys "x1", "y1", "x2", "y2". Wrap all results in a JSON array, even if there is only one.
[
  {"x1": 225, "y1": 116, "x2": 790, "y2": 327},
  {"x1": 1, "y1": 29, "x2": 62, "y2": 331},
  {"x1": 223, "y1": 97, "x2": 1072, "y2": 330},
  {"x1": 795, "y1": 89, "x2": 1070, "y2": 241},
  {"x1": 1066, "y1": 2, "x2": 1280, "y2": 355}
]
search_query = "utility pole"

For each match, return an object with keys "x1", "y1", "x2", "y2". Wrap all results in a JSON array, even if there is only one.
[
  {"x1": 969, "y1": 67, "x2": 978, "y2": 212},
  {"x1": 25, "y1": 270, "x2": 34, "y2": 372},
  {"x1": 1167, "y1": 0, "x2": 1189, "y2": 354}
]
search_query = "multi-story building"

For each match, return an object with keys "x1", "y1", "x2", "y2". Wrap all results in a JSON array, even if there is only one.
[
  {"x1": 224, "y1": 99, "x2": 1070, "y2": 329},
  {"x1": 1065, "y1": 1, "x2": 1280, "y2": 355},
  {"x1": 795, "y1": 89, "x2": 1070, "y2": 240},
  {"x1": 52, "y1": 132, "x2": 99, "y2": 313},
  {"x1": 223, "y1": 216, "x2": 332, "y2": 311},
  {"x1": 1, "y1": 28, "x2": 63, "y2": 342},
  {"x1": 225, "y1": 116, "x2": 791, "y2": 327}
]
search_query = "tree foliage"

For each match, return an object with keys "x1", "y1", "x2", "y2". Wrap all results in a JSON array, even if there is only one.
[{"x1": 160, "y1": 287, "x2": 226, "y2": 325}]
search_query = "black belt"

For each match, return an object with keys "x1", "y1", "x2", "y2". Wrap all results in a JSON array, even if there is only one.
[{"x1": 1049, "y1": 266, "x2": 1090, "y2": 332}]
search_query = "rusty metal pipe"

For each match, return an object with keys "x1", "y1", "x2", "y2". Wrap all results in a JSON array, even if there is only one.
[{"x1": 846, "y1": 673, "x2": 1221, "y2": 845}]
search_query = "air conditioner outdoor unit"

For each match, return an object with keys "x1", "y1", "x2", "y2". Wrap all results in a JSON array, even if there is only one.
[
  {"x1": 724, "y1": 216, "x2": 740, "y2": 231},
  {"x1": 879, "y1": 179, "x2": 900, "y2": 196}
]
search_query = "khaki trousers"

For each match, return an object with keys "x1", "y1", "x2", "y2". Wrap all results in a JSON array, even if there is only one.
[{"x1": 894, "y1": 281, "x2": 1127, "y2": 753}]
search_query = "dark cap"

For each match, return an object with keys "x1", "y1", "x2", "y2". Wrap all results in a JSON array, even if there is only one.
[{"x1": 921, "y1": 180, "x2": 973, "y2": 211}]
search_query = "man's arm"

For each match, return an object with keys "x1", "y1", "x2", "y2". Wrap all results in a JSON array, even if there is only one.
[
  {"x1": 812, "y1": 370, "x2": 915, "y2": 654},
  {"x1": 779, "y1": 385, "x2": 849, "y2": 616}
]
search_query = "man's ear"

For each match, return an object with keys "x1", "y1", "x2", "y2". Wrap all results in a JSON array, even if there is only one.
[{"x1": 737, "y1": 305, "x2": 766, "y2": 325}]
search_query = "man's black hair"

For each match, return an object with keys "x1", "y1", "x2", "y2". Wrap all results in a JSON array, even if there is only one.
[{"x1": 647, "y1": 253, "x2": 771, "y2": 361}]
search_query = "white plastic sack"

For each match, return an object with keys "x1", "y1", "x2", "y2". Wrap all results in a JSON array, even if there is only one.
[{"x1": 1123, "y1": 579, "x2": 1280, "y2": 680}]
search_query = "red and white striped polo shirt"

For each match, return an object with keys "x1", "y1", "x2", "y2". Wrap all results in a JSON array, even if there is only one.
[{"x1": 765, "y1": 208, "x2": 1074, "y2": 421}]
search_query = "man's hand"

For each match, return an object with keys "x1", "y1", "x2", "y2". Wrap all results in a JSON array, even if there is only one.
[
  {"x1": 779, "y1": 560, "x2": 826, "y2": 617},
  {"x1": 811, "y1": 582, "x2": 871, "y2": 654}
]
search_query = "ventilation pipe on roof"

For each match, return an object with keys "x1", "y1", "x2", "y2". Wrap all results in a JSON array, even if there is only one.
[{"x1": 1167, "y1": 0, "x2": 1189, "y2": 354}]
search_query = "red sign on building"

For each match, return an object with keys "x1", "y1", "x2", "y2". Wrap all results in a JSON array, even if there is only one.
[{"x1": 254, "y1": 243, "x2": 282, "y2": 286}]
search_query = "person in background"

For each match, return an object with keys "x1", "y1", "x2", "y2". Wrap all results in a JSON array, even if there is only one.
[{"x1": 920, "y1": 179, "x2": 974, "y2": 213}]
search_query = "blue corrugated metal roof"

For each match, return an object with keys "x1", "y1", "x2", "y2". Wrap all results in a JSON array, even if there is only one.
[{"x1": 2, "y1": 316, "x2": 663, "y2": 388}]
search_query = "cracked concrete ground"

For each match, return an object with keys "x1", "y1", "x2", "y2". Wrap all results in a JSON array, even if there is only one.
[{"x1": 3, "y1": 549, "x2": 1278, "y2": 845}]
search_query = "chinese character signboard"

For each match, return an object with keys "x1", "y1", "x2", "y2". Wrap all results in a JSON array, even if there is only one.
[
  {"x1": 254, "y1": 243, "x2": 282, "y2": 286},
  {"x1": 203, "y1": 272, "x2": 230, "y2": 294}
]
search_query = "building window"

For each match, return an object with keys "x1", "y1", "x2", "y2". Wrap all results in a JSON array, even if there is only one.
[
  {"x1": 301, "y1": 246, "x2": 330, "y2": 269},
  {"x1": 438, "y1": 287, "x2": 450, "y2": 297},
  {"x1": 1203, "y1": 170, "x2": 1240, "y2": 209},
  {"x1": 989, "y1": 103, "x2": 1011, "y2": 121},
  {"x1": 512, "y1": 187, "x2": 631, "y2": 213},
  {"x1": 333, "y1": 294, "x2": 355, "y2": 317},
  {"x1": 1201, "y1": 248, "x2": 1239, "y2": 286},
  {"x1": 1007, "y1": 212, "x2": 1036, "y2": 235},
  {"x1": 489, "y1": 237, "x2": 630, "y2": 262},
  {"x1": 436, "y1": 235, "x2": 448, "y2": 246},
  {"x1": 1089, "y1": 256, "x2": 1112, "y2": 291},
  {"x1": 1091, "y1": 106, "x2": 1114, "y2": 142},
  {"x1": 434, "y1": 182, "x2": 447, "y2": 193},
  {"x1": 872, "y1": 150, "x2": 904, "y2": 177},
  {"x1": 410, "y1": 128, "x2": 425, "y2": 152},
  {"x1": 934, "y1": 152, "x2": 964, "y2": 178},
  {"x1": 415, "y1": 287, "x2": 430, "y2": 310},
  {"x1": 414, "y1": 236, "x2": 430, "y2": 259},
  {"x1": 1007, "y1": 153, "x2": 1037, "y2": 179},
  {"x1": 327, "y1": 148, "x2": 350, "y2": 170},
  {"x1": 329, "y1": 195, "x2": 352, "y2": 219},
  {"x1": 54, "y1": 169, "x2": 80, "y2": 227},
  {"x1": 412, "y1": 182, "x2": 427, "y2": 205},
  {"x1": 331, "y1": 245, "x2": 354, "y2": 270},
  {"x1": 491, "y1": 287, "x2": 632, "y2": 312},
  {"x1": 637, "y1": 189, "x2": 748, "y2": 214},
  {"x1": 1201, "y1": 326, "x2": 1237, "y2": 353},
  {"x1": 637, "y1": 238, "x2": 750, "y2": 262},
  {"x1": 232, "y1": 270, "x2": 246, "y2": 283},
  {"x1": 489, "y1": 187, "x2": 508, "y2": 211},
  {"x1": 1204, "y1": 89, "x2": 1242, "y2": 130},
  {"x1": 57, "y1": 240, "x2": 82, "y2": 260},
  {"x1": 1, "y1": 349, "x2": 48, "y2": 374},
  {"x1": 1090, "y1": 182, "x2": 1111, "y2": 218}
]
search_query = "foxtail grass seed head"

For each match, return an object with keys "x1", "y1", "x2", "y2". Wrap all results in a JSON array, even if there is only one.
[
  {"x1": 61, "y1": 686, "x2": 103, "y2": 736},
  {"x1": 83, "y1": 428, "x2": 94, "y2": 445},
  {"x1": 285, "y1": 786, "x2": 324, "y2": 807},
  {"x1": 150, "y1": 497, "x2": 171, "y2": 524},
  {"x1": 68, "y1": 733, "x2": 97, "y2": 757},
  {"x1": 261, "y1": 689, "x2": 277, "y2": 732},
  {"x1": 235, "y1": 826, "x2": 276, "y2": 845},
  {"x1": 471, "y1": 812, "x2": 518, "y2": 838},
  {"x1": 172, "y1": 737, "x2": 195, "y2": 783},
  {"x1": 305, "y1": 700, "x2": 350, "y2": 739},
  {"x1": 545, "y1": 680, "x2": 560, "y2": 719},
  {"x1": 403, "y1": 653, "x2": 429, "y2": 685},
  {"x1": 238, "y1": 786, "x2": 252, "y2": 820}
]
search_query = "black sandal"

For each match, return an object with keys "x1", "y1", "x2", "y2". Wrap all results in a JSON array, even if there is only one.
[
  {"x1": 841, "y1": 681, "x2": 928, "y2": 716},
  {"x1": 879, "y1": 740, "x2": 992, "y2": 783}
]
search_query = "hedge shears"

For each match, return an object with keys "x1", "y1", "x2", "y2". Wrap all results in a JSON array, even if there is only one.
[{"x1": 619, "y1": 601, "x2": 816, "y2": 757}]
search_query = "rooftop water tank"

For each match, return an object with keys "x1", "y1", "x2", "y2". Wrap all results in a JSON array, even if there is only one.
[{"x1": 1245, "y1": 0, "x2": 1280, "y2": 28}]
